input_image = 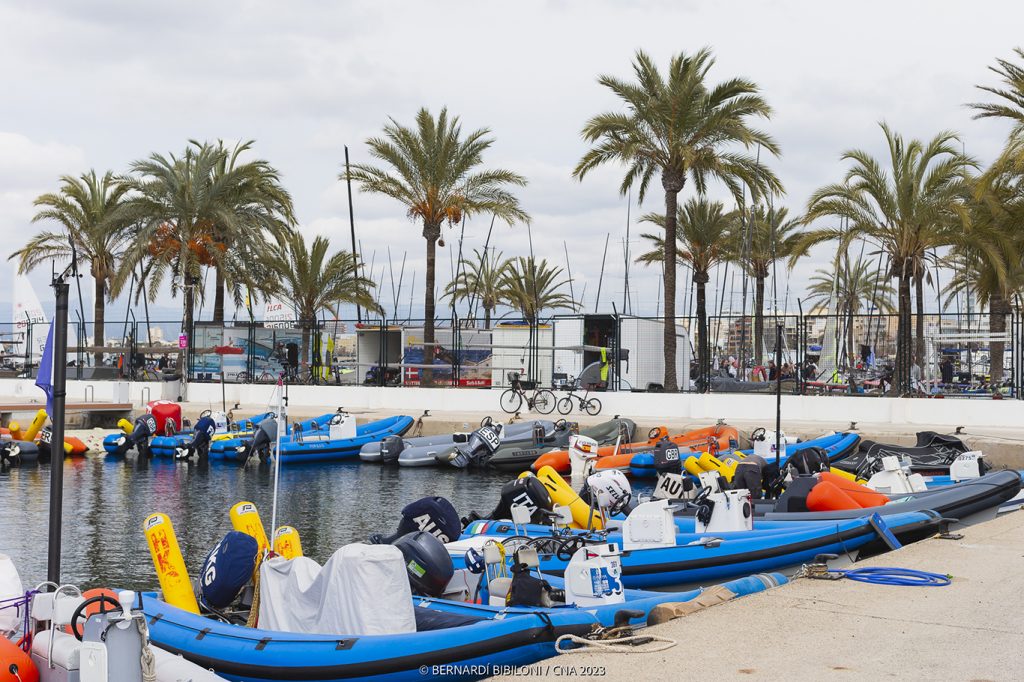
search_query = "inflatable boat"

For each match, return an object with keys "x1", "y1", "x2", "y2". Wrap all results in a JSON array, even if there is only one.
[
  {"x1": 148, "y1": 412, "x2": 275, "y2": 458},
  {"x1": 360, "y1": 420, "x2": 552, "y2": 466},
  {"x1": 833, "y1": 431, "x2": 974, "y2": 478},
  {"x1": 486, "y1": 417, "x2": 637, "y2": 472},
  {"x1": 275, "y1": 414, "x2": 414, "y2": 463},
  {"x1": 532, "y1": 424, "x2": 739, "y2": 474}
]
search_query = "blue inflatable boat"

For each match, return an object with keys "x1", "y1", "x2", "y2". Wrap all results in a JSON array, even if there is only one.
[
  {"x1": 139, "y1": 571, "x2": 785, "y2": 681},
  {"x1": 629, "y1": 431, "x2": 861, "y2": 477},
  {"x1": 273, "y1": 415, "x2": 415, "y2": 463}
]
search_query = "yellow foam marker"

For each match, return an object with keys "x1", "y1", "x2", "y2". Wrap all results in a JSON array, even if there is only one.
[
  {"x1": 63, "y1": 441, "x2": 73, "y2": 455},
  {"x1": 698, "y1": 452, "x2": 737, "y2": 482},
  {"x1": 530, "y1": 466, "x2": 604, "y2": 530},
  {"x1": 24, "y1": 410, "x2": 47, "y2": 441},
  {"x1": 118, "y1": 418, "x2": 134, "y2": 434},
  {"x1": 230, "y1": 501, "x2": 269, "y2": 556},
  {"x1": 8, "y1": 422, "x2": 22, "y2": 440},
  {"x1": 143, "y1": 513, "x2": 199, "y2": 614},
  {"x1": 273, "y1": 526, "x2": 303, "y2": 559},
  {"x1": 683, "y1": 455, "x2": 704, "y2": 477}
]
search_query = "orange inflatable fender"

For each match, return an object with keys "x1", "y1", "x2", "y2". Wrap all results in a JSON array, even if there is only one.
[
  {"x1": 63, "y1": 436, "x2": 88, "y2": 457},
  {"x1": 819, "y1": 472, "x2": 888, "y2": 508},
  {"x1": 0, "y1": 636, "x2": 38, "y2": 682},
  {"x1": 806, "y1": 480, "x2": 861, "y2": 512}
]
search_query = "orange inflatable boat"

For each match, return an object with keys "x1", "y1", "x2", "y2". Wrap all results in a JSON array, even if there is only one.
[{"x1": 531, "y1": 424, "x2": 739, "y2": 474}]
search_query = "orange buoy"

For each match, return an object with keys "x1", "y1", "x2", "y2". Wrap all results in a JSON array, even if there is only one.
[
  {"x1": 819, "y1": 472, "x2": 889, "y2": 508},
  {"x1": 806, "y1": 480, "x2": 862, "y2": 512},
  {"x1": 0, "y1": 636, "x2": 38, "y2": 682},
  {"x1": 63, "y1": 436, "x2": 88, "y2": 457}
]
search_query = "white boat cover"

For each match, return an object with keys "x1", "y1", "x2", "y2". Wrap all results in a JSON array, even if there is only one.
[
  {"x1": 258, "y1": 544, "x2": 415, "y2": 636},
  {"x1": 0, "y1": 553, "x2": 23, "y2": 634}
]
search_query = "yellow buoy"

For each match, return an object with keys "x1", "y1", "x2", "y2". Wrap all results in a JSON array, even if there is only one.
[
  {"x1": 24, "y1": 409, "x2": 47, "y2": 440},
  {"x1": 529, "y1": 466, "x2": 605, "y2": 530},
  {"x1": 143, "y1": 513, "x2": 199, "y2": 614},
  {"x1": 683, "y1": 455, "x2": 704, "y2": 477},
  {"x1": 118, "y1": 418, "x2": 134, "y2": 434},
  {"x1": 697, "y1": 452, "x2": 737, "y2": 482},
  {"x1": 230, "y1": 501, "x2": 269, "y2": 556},
  {"x1": 63, "y1": 441, "x2": 73, "y2": 455},
  {"x1": 273, "y1": 526, "x2": 303, "y2": 559},
  {"x1": 8, "y1": 421, "x2": 22, "y2": 441}
]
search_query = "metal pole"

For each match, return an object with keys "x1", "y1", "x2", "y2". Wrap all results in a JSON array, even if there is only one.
[
  {"x1": 595, "y1": 233, "x2": 610, "y2": 314},
  {"x1": 774, "y1": 322, "x2": 783, "y2": 478},
  {"x1": 47, "y1": 277, "x2": 70, "y2": 584},
  {"x1": 344, "y1": 146, "x2": 362, "y2": 323}
]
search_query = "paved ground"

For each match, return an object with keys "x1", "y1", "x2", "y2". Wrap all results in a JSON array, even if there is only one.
[{"x1": 492, "y1": 510, "x2": 1024, "y2": 682}]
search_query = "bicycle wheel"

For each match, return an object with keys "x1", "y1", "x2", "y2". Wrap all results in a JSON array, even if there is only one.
[
  {"x1": 500, "y1": 389, "x2": 523, "y2": 413},
  {"x1": 532, "y1": 389, "x2": 557, "y2": 414},
  {"x1": 584, "y1": 397, "x2": 602, "y2": 416},
  {"x1": 556, "y1": 396, "x2": 574, "y2": 415}
]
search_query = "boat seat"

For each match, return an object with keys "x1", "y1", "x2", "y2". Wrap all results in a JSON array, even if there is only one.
[
  {"x1": 32, "y1": 629, "x2": 81, "y2": 670},
  {"x1": 414, "y1": 606, "x2": 485, "y2": 632},
  {"x1": 488, "y1": 577, "x2": 512, "y2": 607}
]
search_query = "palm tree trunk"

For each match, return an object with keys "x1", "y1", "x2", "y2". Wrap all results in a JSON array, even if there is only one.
[
  {"x1": 422, "y1": 223, "x2": 441, "y2": 387},
  {"x1": 990, "y1": 294, "x2": 1009, "y2": 385},
  {"x1": 847, "y1": 304, "x2": 855, "y2": 366},
  {"x1": 914, "y1": 268, "x2": 925, "y2": 367},
  {"x1": 754, "y1": 276, "x2": 765, "y2": 365},
  {"x1": 695, "y1": 271, "x2": 710, "y2": 392},
  {"x1": 183, "y1": 281, "x2": 195, "y2": 382},
  {"x1": 213, "y1": 267, "x2": 225, "y2": 324},
  {"x1": 894, "y1": 264, "x2": 912, "y2": 394},
  {"x1": 484, "y1": 306, "x2": 491, "y2": 329},
  {"x1": 661, "y1": 172, "x2": 684, "y2": 392},
  {"x1": 93, "y1": 277, "x2": 106, "y2": 367}
]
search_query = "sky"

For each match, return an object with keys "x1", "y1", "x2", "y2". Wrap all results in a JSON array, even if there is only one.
[{"x1": 1, "y1": 0, "x2": 1022, "y2": 328}]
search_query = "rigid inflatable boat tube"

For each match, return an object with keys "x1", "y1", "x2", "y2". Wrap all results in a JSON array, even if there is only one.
[
  {"x1": 529, "y1": 466, "x2": 605, "y2": 530},
  {"x1": 143, "y1": 513, "x2": 199, "y2": 614}
]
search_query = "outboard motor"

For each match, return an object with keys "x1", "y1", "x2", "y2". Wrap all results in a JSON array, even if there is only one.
[
  {"x1": 113, "y1": 414, "x2": 157, "y2": 457},
  {"x1": 568, "y1": 434, "x2": 599, "y2": 480},
  {"x1": 443, "y1": 422, "x2": 504, "y2": 468},
  {"x1": 379, "y1": 435, "x2": 405, "y2": 465},
  {"x1": 392, "y1": 531, "x2": 454, "y2": 597},
  {"x1": 787, "y1": 446, "x2": 831, "y2": 477},
  {"x1": 371, "y1": 496, "x2": 462, "y2": 545},
  {"x1": 478, "y1": 475, "x2": 554, "y2": 524},
  {"x1": 37, "y1": 425, "x2": 54, "y2": 461},
  {"x1": 582, "y1": 470, "x2": 632, "y2": 522},
  {"x1": 239, "y1": 416, "x2": 278, "y2": 463},
  {"x1": 198, "y1": 531, "x2": 259, "y2": 609},
  {"x1": 0, "y1": 441, "x2": 21, "y2": 468},
  {"x1": 651, "y1": 439, "x2": 697, "y2": 501}
]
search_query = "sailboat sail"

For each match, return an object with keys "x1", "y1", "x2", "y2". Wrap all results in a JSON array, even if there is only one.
[{"x1": 12, "y1": 273, "x2": 48, "y2": 362}]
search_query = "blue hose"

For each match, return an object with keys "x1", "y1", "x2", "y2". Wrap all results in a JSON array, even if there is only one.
[{"x1": 829, "y1": 566, "x2": 951, "y2": 587}]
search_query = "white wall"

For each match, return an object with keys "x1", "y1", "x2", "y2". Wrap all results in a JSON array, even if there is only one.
[{"x1": 1, "y1": 377, "x2": 1019, "y2": 429}]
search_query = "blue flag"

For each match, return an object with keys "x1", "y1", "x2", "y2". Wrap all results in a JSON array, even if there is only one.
[{"x1": 35, "y1": 320, "x2": 55, "y2": 417}]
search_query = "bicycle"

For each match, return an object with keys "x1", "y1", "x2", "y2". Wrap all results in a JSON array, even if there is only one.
[
  {"x1": 556, "y1": 377, "x2": 602, "y2": 416},
  {"x1": 499, "y1": 372, "x2": 556, "y2": 414}
]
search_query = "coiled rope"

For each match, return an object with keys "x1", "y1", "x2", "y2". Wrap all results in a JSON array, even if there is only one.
[
  {"x1": 555, "y1": 633, "x2": 677, "y2": 654},
  {"x1": 829, "y1": 567, "x2": 952, "y2": 587}
]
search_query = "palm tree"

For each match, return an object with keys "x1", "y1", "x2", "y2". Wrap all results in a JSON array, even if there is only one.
[
  {"x1": 796, "y1": 124, "x2": 980, "y2": 394},
  {"x1": 501, "y1": 257, "x2": 578, "y2": 323},
  {"x1": 345, "y1": 108, "x2": 529, "y2": 385},
  {"x1": 573, "y1": 48, "x2": 782, "y2": 392},
  {"x1": 637, "y1": 198, "x2": 738, "y2": 390},
  {"x1": 971, "y1": 47, "x2": 1024, "y2": 150},
  {"x1": 804, "y1": 253, "x2": 896, "y2": 365},
  {"x1": 261, "y1": 231, "x2": 378, "y2": 364},
  {"x1": 732, "y1": 205, "x2": 803, "y2": 364},
  {"x1": 118, "y1": 141, "x2": 293, "y2": 337},
  {"x1": 444, "y1": 248, "x2": 512, "y2": 328},
  {"x1": 9, "y1": 170, "x2": 131, "y2": 365}
]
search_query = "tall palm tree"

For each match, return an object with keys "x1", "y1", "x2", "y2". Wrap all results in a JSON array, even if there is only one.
[
  {"x1": 501, "y1": 257, "x2": 578, "y2": 323},
  {"x1": 9, "y1": 170, "x2": 131, "y2": 365},
  {"x1": 444, "y1": 248, "x2": 511, "y2": 328},
  {"x1": 573, "y1": 48, "x2": 782, "y2": 392},
  {"x1": 261, "y1": 231, "x2": 378, "y2": 364},
  {"x1": 118, "y1": 141, "x2": 293, "y2": 337},
  {"x1": 971, "y1": 47, "x2": 1024, "y2": 149},
  {"x1": 796, "y1": 123, "x2": 979, "y2": 393},
  {"x1": 345, "y1": 108, "x2": 529, "y2": 385},
  {"x1": 804, "y1": 253, "x2": 896, "y2": 365},
  {"x1": 637, "y1": 198, "x2": 738, "y2": 390},
  {"x1": 732, "y1": 205, "x2": 803, "y2": 364}
]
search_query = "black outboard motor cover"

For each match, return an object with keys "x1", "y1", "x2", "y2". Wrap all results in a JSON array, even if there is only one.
[
  {"x1": 199, "y1": 531, "x2": 259, "y2": 608},
  {"x1": 38, "y1": 426, "x2": 54, "y2": 460},
  {"x1": 447, "y1": 424, "x2": 503, "y2": 468},
  {"x1": 652, "y1": 439, "x2": 683, "y2": 474},
  {"x1": 371, "y1": 496, "x2": 462, "y2": 544},
  {"x1": 116, "y1": 414, "x2": 156, "y2": 456},
  {"x1": 379, "y1": 435, "x2": 405, "y2": 465},
  {"x1": 393, "y1": 531, "x2": 454, "y2": 597},
  {"x1": 787, "y1": 446, "x2": 830, "y2": 476},
  {"x1": 484, "y1": 476, "x2": 554, "y2": 524}
]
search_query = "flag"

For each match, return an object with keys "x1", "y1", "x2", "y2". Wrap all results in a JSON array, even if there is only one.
[{"x1": 35, "y1": 320, "x2": 56, "y2": 417}]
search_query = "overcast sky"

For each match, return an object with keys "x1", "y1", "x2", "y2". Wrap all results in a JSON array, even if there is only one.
[{"x1": 2, "y1": 0, "x2": 1022, "y2": 327}]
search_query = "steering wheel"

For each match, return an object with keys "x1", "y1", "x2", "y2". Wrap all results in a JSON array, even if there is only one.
[
  {"x1": 554, "y1": 418, "x2": 567, "y2": 430},
  {"x1": 693, "y1": 485, "x2": 712, "y2": 506},
  {"x1": 70, "y1": 595, "x2": 123, "y2": 641},
  {"x1": 750, "y1": 427, "x2": 766, "y2": 441},
  {"x1": 648, "y1": 427, "x2": 663, "y2": 440},
  {"x1": 480, "y1": 416, "x2": 493, "y2": 428},
  {"x1": 199, "y1": 409, "x2": 212, "y2": 419}
]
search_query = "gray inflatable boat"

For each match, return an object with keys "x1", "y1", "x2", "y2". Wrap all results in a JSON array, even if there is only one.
[{"x1": 389, "y1": 419, "x2": 556, "y2": 467}]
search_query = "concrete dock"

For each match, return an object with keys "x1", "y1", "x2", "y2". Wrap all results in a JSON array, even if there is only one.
[{"x1": 494, "y1": 510, "x2": 1024, "y2": 681}]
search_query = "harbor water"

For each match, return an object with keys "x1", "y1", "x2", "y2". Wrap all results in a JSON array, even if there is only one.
[{"x1": 0, "y1": 456, "x2": 536, "y2": 589}]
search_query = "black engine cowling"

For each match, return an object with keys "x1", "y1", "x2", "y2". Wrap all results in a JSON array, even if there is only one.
[
  {"x1": 393, "y1": 531, "x2": 454, "y2": 597},
  {"x1": 370, "y1": 496, "x2": 462, "y2": 545},
  {"x1": 379, "y1": 435, "x2": 405, "y2": 465},
  {"x1": 651, "y1": 439, "x2": 683, "y2": 474},
  {"x1": 481, "y1": 475, "x2": 554, "y2": 524}
]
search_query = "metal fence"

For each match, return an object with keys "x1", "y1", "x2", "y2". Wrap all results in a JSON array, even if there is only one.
[{"x1": 3, "y1": 310, "x2": 1018, "y2": 398}]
